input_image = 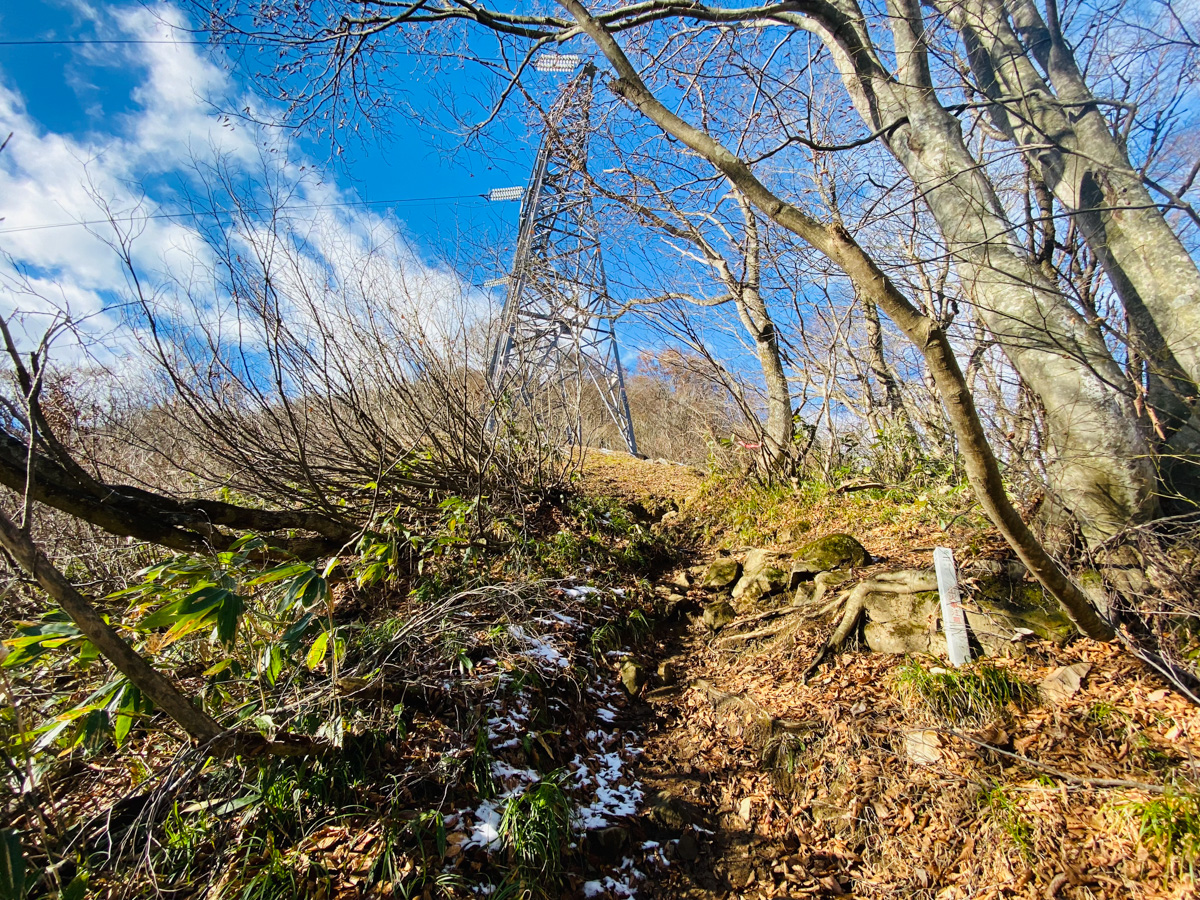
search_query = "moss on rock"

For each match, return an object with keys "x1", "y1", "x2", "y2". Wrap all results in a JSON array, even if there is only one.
[
  {"x1": 792, "y1": 533, "x2": 869, "y2": 577},
  {"x1": 702, "y1": 558, "x2": 742, "y2": 591}
]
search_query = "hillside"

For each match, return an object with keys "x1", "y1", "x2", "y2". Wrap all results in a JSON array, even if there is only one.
[
  {"x1": 2, "y1": 451, "x2": 1197, "y2": 900},
  {"x1": 579, "y1": 453, "x2": 1197, "y2": 900}
]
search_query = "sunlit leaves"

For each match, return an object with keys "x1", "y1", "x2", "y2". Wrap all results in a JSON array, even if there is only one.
[{"x1": 305, "y1": 631, "x2": 330, "y2": 670}]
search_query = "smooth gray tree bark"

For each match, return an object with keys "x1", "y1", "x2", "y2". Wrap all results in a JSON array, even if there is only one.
[
  {"x1": 944, "y1": 0, "x2": 1200, "y2": 474},
  {"x1": 788, "y1": 0, "x2": 1160, "y2": 541}
]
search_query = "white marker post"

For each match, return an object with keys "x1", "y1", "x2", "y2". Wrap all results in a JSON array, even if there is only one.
[{"x1": 934, "y1": 547, "x2": 972, "y2": 667}]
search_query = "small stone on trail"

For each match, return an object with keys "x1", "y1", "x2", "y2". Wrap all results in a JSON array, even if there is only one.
[
  {"x1": 657, "y1": 659, "x2": 677, "y2": 683},
  {"x1": 670, "y1": 570, "x2": 692, "y2": 589},
  {"x1": 645, "y1": 790, "x2": 704, "y2": 831},
  {"x1": 675, "y1": 831, "x2": 700, "y2": 862},
  {"x1": 703, "y1": 600, "x2": 737, "y2": 632},
  {"x1": 737, "y1": 797, "x2": 753, "y2": 822},
  {"x1": 1040, "y1": 662, "x2": 1091, "y2": 704},
  {"x1": 619, "y1": 659, "x2": 648, "y2": 696},
  {"x1": 702, "y1": 558, "x2": 742, "y2": 591},
  {"x1": 906, "y1": 730, "x2": 942, "y2": 765},
  {"x1": 589, "y1": 825, "x2": 629, "y2": 859}
]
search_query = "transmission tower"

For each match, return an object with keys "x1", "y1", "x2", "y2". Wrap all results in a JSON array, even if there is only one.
[{"x1": 486, "y1": 63, "x2": 639, "y2": 456}]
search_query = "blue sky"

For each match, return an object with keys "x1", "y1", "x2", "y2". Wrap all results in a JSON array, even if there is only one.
[{"x1": 0, "y1": 0, "x2": 570, "y2": 362}]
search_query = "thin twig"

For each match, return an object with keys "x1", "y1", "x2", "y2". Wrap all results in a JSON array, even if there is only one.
[{"x1": 941, "y1": 727, "x2": 1167, "y2": 794}]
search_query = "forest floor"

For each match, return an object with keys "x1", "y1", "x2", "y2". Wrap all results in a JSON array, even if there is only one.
[
  {"x1": 574, "y1": 451, "x2": 1199, "y2": 900},
  {"x1": 9, "y1": 452, "x2": 1199, "y2": 900}
]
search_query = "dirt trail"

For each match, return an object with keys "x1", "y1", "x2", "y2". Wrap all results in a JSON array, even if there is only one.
[{"x1": 581, "y1": 452, "x2": 1197, "y2": 900}]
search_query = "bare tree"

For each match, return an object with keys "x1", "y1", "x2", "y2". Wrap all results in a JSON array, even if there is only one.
[{"x1": 601, "y1": 180, "x2": 797, "y2": 473}]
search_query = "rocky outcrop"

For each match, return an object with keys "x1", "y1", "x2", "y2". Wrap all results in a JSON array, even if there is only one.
[
  {"x1": 810, "y1": 564, "x2": 1077, "y2": 665},
  {"x1": 702, "y1": 558, "x2": 742, "y2": 591},
  {"x1": 703, "y1": 600, "x2": 737, "y2": 632},
  {"x1": 730, "y1": 549, "x2": 792, "y2": 609},
  {"x1": 790, "y1": 534, "x2": 869, "y2": 579}
]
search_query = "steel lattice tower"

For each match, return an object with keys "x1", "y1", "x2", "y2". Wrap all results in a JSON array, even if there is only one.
[{"x1": 487, "y1": 64, "x2": 639, "y2": 456}]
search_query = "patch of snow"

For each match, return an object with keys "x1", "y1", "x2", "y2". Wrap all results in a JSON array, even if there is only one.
[
  {"x1": 507, "y1": 624, "x2": 570, "y2": 669},
  {"x1": 464, "y1": 800, "x2": 504, "y2": 851},
  {"x1": 583, "y1": 875, "x2": 638, "y2": 898},
  {"x1": 595, "y1": 707, "x2": 617, "y2": 723},
  {"x1": 574, "y1": 749, "x2": 645, "y2": 830},
  {"x1": 491, "y1": 760, "x2": 540, "y2": 783}
]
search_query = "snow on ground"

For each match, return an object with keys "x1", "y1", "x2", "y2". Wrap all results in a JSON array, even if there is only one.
[
  {"x1": 506, "y1": 624, "x2": 571, "y2": 669},
  {"x1": 450, "y1": 580, "x2": 648, "y2": 895}
]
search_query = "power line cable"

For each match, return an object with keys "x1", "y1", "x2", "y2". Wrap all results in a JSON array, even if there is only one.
[
  {"x1": 0, "y1": 36, "x2": 508, "y2": 63},
  {"x1": 0, "y1": 192, "x2": 506, "y2": 236},
  {"x1": 0, "y1": 38, "x2": 216, "y2": 45}
]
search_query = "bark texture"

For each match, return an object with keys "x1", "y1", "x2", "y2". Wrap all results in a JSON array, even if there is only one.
[
  {"x1": 733, "y1": 200, "x2": 795, "y2": 471},
  {"x1": 949, "y1": 0, "x2": 1200, "y2": 445},
  {"x1": 796, "y1": 0, "x2": 1160, "y2": 541}
]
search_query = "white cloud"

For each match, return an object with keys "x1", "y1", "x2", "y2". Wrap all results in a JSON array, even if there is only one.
[{"x1": 0, "y1": 2, "x2": 479, "y2": 372}]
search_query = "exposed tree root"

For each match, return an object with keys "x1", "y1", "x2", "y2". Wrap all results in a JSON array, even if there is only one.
[{"x1": 802, "y1": 570, "x2": 938, "y2": 681}]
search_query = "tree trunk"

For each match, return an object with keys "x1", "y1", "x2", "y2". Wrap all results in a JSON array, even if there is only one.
[
  {"x1": 861, "y1": 294, "x2": 917, "y2": 436},
  {"x1": 733, "y1": 200, "x2": 795, "y2": 472},
  {"x1": 0, "y1": 430, "x2": 354, "y2": 557},
  {"x1": 819, "y1": 0, "x2": 1161, "y2": 542},
  {"x1": 948, "y1": 0, "x2": 1200, "y2": 469}
]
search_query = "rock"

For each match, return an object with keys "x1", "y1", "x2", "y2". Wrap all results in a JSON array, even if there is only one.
[
  {"x1": 703, "y1": 600, "x2": 737, "y2": 632},
  {"x1": 733, "y1": 567, "x2": 790, "y2": 607},
  {"x1": 733, "y1": 549, "x2": 792, "y2": 593},
  {"x1": 619, "y1": 659, "x2": 648, "y2": 696},
  {"x1": 645, "y1": 790, "x2": 705, "y2": 831},
  {"x1": 862, "y1": 590, "x2": 948, "y2": 657},
  {"x1": 905, "y1": 730, "x2": 942, "y2": 765},
  {"x1": 968, "y1": 558, "x2": 1028, "y2": 582},
  {"x1": 589, "y1": 825, "x2": 629, "y2": 859},
  {"x1": 838, "y1": 566, "x2": 1077, "y2": 660},
  {"x1": 702, "y1": 558, "x2": 742, "y2": 591},
  {"x1": 737, "y1": 797, "x2": 753, "y2": 822},
  {"x1": 658, "y1": 593, "x2": 695, "y2": 619},
  {"x1": 730, "y1": 548, "x2": 794, "y2": 607},
  {"x1": 1040, "y1": 662, "x2": 1091, "y2": 704},
  {"x1": 675, "y1": 831, "x2": 700, "y2": 861},
  {"x1": 792, "y1": 582, "x2": 815, "y2": 606},
  {"x1": 670, "y1": 570, "x2": 692, "y2": 590},
  {"x1": 964, "y1": 574, "x2": 1076, "y2": 653},
  {"x1": 657, "y1": 659, "x2": 677, "y2": 683},
  {"x1": 791, "y1": 534, "x2": 869, "y2": 579}
]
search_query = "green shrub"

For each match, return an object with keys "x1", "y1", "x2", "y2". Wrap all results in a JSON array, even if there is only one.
[
  {"x1": 1126, "y1": 788, "x2": 1200, "y2": 875},
  {"x1": 894, "y1": 660, "x2": 1037, "y2": 724},
  {"x1": 500, "y1": 776, "x2": 573, "y2": 889}
]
